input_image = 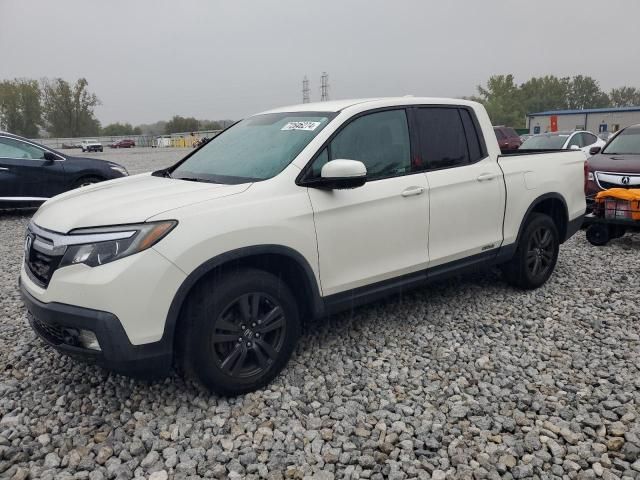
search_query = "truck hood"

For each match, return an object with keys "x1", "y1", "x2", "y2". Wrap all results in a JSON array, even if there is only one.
[
  {"x1": 33, "y1": 174, "x2": 251, "y2": 233},
  {"x1": 587, "y1": 153, "x2": 640, "y2": 173}
]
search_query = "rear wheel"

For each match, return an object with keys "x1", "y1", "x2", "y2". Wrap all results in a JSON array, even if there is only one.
[
  {"x1": 502, "y1": 213, "x2": 559, "y2": 289},
  {"x1": 178, "y1": 268, "x2": 301, "y2": 395}
]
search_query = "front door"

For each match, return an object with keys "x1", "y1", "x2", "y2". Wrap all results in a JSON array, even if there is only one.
[
  {"x1": 0, "y1": 136, "x2": 65, "y2": 200},
  {"x1": 412, "y1": 106, "x2": 504, "y2": 267},
  {"x1": 304, "y1": 109, "x2": 430, "y2": 296}
]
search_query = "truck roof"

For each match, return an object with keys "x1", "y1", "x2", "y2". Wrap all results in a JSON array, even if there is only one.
[{"x1": 260, "y1": 97, "x2": 479, "y2": 114}]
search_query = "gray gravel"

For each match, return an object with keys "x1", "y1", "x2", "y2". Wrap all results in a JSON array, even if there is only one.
[
  {"x1": 79, "y1": 147, "x2": 188, "y2": 175},
  {"x1": 1, "y1": 151, "x2": 639, "y2": 479}
]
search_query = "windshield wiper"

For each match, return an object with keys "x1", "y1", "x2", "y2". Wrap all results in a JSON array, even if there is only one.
[
  {"x1": 175, "y1": 177, "x2": 218, "y2": 183},
  {"x1": 152, "y1": 168, "x2": 173, "y2": 178}
]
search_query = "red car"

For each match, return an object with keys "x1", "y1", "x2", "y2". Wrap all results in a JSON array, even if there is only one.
[
  {"x1": 493, "y1": 126, "x2": 522, "y2": 152},
  {"x1": 110, "y1": 139, "x2": 135, "y2": 148}
]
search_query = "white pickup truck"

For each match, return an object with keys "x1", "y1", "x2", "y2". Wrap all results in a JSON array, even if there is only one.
[{"x1": 20, "y1": 98, "x2": 586, "y2": 394}]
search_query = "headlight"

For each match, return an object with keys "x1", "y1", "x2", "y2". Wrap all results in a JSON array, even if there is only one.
[
  {"x1": 110, "y1": 165, "x2": 128, "y2": 176},
  {"x1": 59, "y1": 221, "x2": 176, "y2": 268},
  {"x1": 587, "y1": 172, "x2": 595, "y2": 181}
]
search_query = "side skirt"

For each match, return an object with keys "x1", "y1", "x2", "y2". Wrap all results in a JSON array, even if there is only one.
[{"x1": 322, "y1": 247, "x2": 514, "y2": 316}]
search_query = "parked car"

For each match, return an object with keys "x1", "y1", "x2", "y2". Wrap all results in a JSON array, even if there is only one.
[
  {"x1": 110, "y1": 139, "x2": 136, "y2": 148},
  {"x1": 0, "y1": 132, "x2": 128, "y2": 208},
  {"x1": 20, "y1": 97, "x2": 585, "y2": 395},
  {"x1": 520, "y1": 130, "x2": 605, "y2": 155},
  {"x1": 585, "y1": 124, "x2": 640, "y2": 209},
  {"x1": 81, "y1": 139, "x2": 103, "y2": 152},
  {"x1": 493, "y1": 126, "x2": 522, "y2": 152}
]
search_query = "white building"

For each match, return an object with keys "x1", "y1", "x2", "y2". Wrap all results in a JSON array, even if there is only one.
[{"x1": 527, "y1": 107, "x2": 640, "y2": 135}]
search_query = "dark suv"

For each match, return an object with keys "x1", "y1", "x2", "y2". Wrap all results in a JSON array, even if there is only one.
[
  {"x1": 493, "y1": 126, "x2": 522, "y2": 152},
  {"x1": 586, "y1": 124, "x2": 640, "y2": 209},
  {"x1": 0, "y1": 132, "x2": 128, "y2": 208}
]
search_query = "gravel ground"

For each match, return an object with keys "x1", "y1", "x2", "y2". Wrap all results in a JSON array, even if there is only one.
[
  {"x1": 75, "y1": 147, "x2": 189, "y2": 175},
  {"x1": 1, "y1": 153, "x2": 639, "y2": 479}
]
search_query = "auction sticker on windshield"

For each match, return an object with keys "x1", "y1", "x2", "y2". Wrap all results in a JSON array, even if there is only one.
[{"x1": 281, "y1": 121, "x2": 322, "y2": 131}]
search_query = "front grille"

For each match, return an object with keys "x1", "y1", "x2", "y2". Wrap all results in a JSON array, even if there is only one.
[
  {"x1": 26, "y1": 246, "x2": 63, "y2": 287},
  {"x1": 598, "y1": 180, "x2": 633, "y2": 190},
  {"x1": 24, "y1": 225, "x2": 66, "y2": 288},
  {"x1": 30, "y1": 315, "x2": 65, "y2": 345}
]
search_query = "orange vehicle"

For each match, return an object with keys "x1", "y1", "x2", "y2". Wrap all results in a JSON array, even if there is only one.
[{"x1": 584, "y1": 188, "x2": 640, "y2": 245}]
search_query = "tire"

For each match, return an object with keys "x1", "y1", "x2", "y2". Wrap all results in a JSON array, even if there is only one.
[
  {"x1": 501, "y1": 213, "x2": 559, "y2": 290},
  {"x1": 81, "y1": 148, "x2": 85, "y2": 152},
  {"x1": 73, "y1": 176, "x2": 103, "y2": 188},
  {"x1": 610, "y1": 225, "x2": 626, "y2": 239},
  {"x1": 586, "y1": 224, "x2": 610, "y2": 246},
  {"x1": 178, "y1": 268, "x2": 301, "y2": 395}
]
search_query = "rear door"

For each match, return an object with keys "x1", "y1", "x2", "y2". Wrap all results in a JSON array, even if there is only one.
[
  {"x1": 0, "y1": 136, "x2": 66, "y2": 201},
  {"x1": 412, "y1": 106, "x2": 505, "y2": 267}
]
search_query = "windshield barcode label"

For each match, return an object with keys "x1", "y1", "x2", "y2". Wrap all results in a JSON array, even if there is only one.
[{"x1": 281, "y1": 121, "x2": 321, "y2": 131}]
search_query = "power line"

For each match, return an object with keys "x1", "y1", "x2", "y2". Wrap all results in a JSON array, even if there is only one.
[
  {"x1": 302, "y1": 76, "x2": 310, "y2": 104},
  {"x1": 320, "y1": 72, "x2": 329, "y2": 102}
]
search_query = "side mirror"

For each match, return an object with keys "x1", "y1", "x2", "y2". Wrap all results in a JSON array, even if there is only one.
[
  {"x1": 305, "y1": 159, "x2": 367, "y2": 189},
  {"x1": 569, "y1": 145, "x2": 581, "y2": 151},
  {"x1": 43, "y1": 151, "x2": 58, "y2": 162},
  {"x1": 589, "y1": 146, "x2": 602, "y2": 155}
]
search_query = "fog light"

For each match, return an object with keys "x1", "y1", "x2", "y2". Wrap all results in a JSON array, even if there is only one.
[{"x1": 77, "y1": 330, "x2": 101, "y2": 351}]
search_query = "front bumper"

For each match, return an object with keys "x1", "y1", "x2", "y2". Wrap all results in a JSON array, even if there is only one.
[{"x1": 20, "y1": 281, "x2": 172, "y2": 378}]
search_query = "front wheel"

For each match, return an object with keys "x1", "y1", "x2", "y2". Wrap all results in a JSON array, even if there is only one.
[
  {"x1": 178, "y1": 268, "x2": 301, "y2": 395},
  {"x1": 501, "y1": 213, "x2": 559, "y2": 289},
  {"x1": 73, "y1": 176, "x2": 103, "y2": 188}
]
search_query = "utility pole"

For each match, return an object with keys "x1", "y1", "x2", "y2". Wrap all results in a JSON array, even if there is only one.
[
  {"x1": 302, "y1": 76, "x2": 310, "y2": 103},
  {"x1": 320, "y1": 72, "x2": 329, "y2": 102}
]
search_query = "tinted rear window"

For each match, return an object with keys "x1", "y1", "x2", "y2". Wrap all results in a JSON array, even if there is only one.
[{"x1": 415, "y1": 108, "x2": 469, "y2": 170}]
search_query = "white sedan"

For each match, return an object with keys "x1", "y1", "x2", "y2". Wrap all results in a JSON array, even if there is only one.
[{"x1": 521, "y1": 130, "x2": 605, "y2": 155}]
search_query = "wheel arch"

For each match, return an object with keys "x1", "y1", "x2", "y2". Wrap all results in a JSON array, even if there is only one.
[
  {"x1": 163, "y1": 245, "x2": 324, "y2": 353},
  {"x1": 516, "y1": 193, "x2": 569, "y2": 246}
]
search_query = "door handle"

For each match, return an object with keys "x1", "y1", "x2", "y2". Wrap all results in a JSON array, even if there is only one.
[
  {"x1": 0, "y1": 167, "x2": 9, "y2": 172},
  {"x1": 476, "y1": 173, "x2": 497, "y2": 182},
  {"x1": 401, "y1": 186, "x2": 425, "y2": 197}
]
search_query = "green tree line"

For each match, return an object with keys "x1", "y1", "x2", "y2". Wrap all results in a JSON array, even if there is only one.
[
  {"x1": 0, "y1": 77, "x2": 231, "y2": 138},
  {"x1": 471, "y1": 74, "x2": 640, "y2": 127}
]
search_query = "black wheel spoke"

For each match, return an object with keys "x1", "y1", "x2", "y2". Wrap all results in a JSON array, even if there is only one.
[
  {"x1": 532, "y1": 257, "x2": 540, "y2": 276},
  {"x1": 253, "y1": 343, "x2": 270, "y2": 368},
  {"x1": 230, "y1": 348, "x2": 248, "y2": 376},
  {"x1": 217, "y1": 316, "x2": 241, "y2": 333},
  {"x1": 220, "y1": 345, "x2": 244, "y2": 373},
  {"x1": 257, "y1": 306, "x2": 284, "y2": 333},
  {"x1": 540, "y1": 230, "x2": 551, "y2": 247},
  {"x1": 239, "y1": 294, "x2": 252, "y2": 322},
  {"x1": 250, "y1": 293, "x2": 261, "y2": 320},
  {"x1": 259, "y1": 317, "x2": 284, "y2": 334},
  {"x1": 212, "y1": 333, "x2": 240, "y2": 344},
  {"x1": 254, "y1": 338, "x2": 277, "y2": 360}
]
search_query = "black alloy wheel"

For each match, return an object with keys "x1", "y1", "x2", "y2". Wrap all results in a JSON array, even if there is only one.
[
  {"x1": 211, "y1": 292, "x2": 287, "y2": 378},
  {"x1": 526, "y1": 226, "x2": 554, "y2": 278}
]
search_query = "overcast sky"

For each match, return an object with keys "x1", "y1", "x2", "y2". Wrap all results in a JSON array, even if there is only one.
[{"x1": 2, "y1": 0, "x2": 638, "y2": 125}]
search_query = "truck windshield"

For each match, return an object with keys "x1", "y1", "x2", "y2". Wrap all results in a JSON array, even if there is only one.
[
  {"x1": 520, "y1": 134, "x2": 569, "y2": 150},
  {"x1": 172, "y1": 112, "x2": 336, "y2": 184},
  {"x1": 602, "y1": 127, "x2": 640, "y2": 155}
]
